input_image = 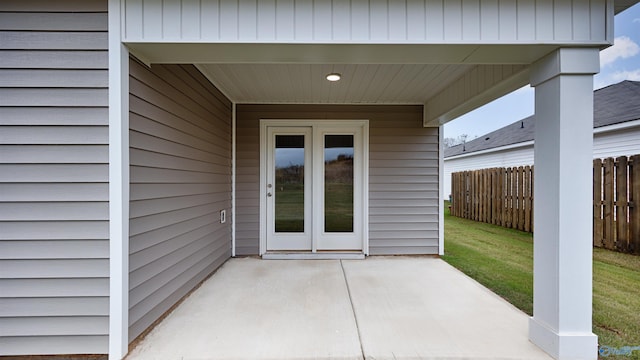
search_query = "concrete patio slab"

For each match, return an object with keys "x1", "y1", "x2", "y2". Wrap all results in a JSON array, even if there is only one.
[
  {"x1": 126, "y1": 258, "x2": 362, "y2": 360},
  {"x1": 126, "y1": 257, "x2": 553, "y2": 360},
  {"x1": 342, "y1": 257, "x2": 553, "y2": 360}
]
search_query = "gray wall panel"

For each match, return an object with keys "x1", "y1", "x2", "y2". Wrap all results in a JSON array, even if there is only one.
[
  {"x1": 128, "y1": 59, "x2": 232, "y2": 342},
  {"x1": 0, "y1": 1, "x2": 109, "y2": 355},
  {"x1": 0, "y1": 297, "x2": 109, "y2": 317},
  {"x1": 0, "y1": 336, "x2": 108, "y2": 356},
  {"x1": 235, "y1": 104, "x2": 439, "y2": 255}
]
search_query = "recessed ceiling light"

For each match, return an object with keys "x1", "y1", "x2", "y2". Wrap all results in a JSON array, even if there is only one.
[{"x1": 326, "y1": 73, "x2": 341, "y2": 82}]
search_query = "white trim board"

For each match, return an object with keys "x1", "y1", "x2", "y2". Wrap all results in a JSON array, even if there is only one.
[
  {"x1": 262, "y1": 253, "x2": 365, "y2": 260},
  {"x1": 108, "y1": 0, "x2": 130, "y2": 357},
  {"x1": 231, "y1": 103, "x2": 237, "y2": 257}
]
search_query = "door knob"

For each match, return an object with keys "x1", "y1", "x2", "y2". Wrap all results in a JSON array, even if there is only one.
[{"x1": 267, "y1": 192, "x2": 272, "y2": 197}]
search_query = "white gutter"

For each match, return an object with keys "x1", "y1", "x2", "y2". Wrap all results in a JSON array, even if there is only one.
[
  {"x1": 445, "y1": 140, "x2": 535, "y2": 161},
  {"x1": 593, "y1": 118, "x2": 640, "y2": 134}
]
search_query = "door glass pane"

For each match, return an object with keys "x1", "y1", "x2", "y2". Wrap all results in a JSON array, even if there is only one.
[
  {"x1": 325, "y1": 135, "x2": 354, "y2": 232},
  {"x1": 275, "y1": 135, "x2": 305, "y2": 232}
]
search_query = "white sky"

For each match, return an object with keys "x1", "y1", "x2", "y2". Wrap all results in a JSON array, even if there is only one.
[{"x1": 443, "y1": 3, "x2": 640, "y2": 141}]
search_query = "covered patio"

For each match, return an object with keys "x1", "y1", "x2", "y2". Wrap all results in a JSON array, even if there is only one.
[
  {"x1": 126, "y1": 257, "x2": 551, "y2": 360},
  {"x1": 105, "y1": 2, "x2": 639, "y2": 360}
]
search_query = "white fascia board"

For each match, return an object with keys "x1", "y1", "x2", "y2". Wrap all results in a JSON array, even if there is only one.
[
  {"x1": 593, "y1": 118, "x2": 640, "y2": 134},
  {"x1": 444, "y1": 140, "x2": 535, "y2": 162}
]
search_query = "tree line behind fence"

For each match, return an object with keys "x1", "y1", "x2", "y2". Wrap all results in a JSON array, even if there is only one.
[{"x1": 450, "y1": 155, "x2": 640, "y2": 255}]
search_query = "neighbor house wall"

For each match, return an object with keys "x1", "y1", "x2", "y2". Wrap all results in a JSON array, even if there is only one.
[
  {"x1": 0, "y1": 0, "x2": 110, "y2": 355},
  {"x1": 592, "y1": 125, "x2": 640, "y2": 159},
  {"x1": 443, "y1": 124, "x2": 640, "y2": 196},
  {"x1": 236, "y1": 105, "x2": 439, "y2": 255},
  {"x1": 128, "y1": 59, "x2": 232, "y2": 341}
]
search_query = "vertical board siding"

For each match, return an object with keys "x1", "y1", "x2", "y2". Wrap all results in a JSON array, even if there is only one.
[
  {"x1": 122, "y1": 0, "x2": 610, "y2": 44},
  {"x1": 0, "y1": 1, "x2": 109, "y2": 356},
  {"x1": 128, "y1": 59, "x2": 232, "y2": 342},
  {"x1": 236, "y1": 104, "x2": 439, "y2": 255}
]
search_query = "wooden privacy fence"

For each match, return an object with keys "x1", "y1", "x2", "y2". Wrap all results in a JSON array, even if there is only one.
[
  {"x1": 451, "y1": 166, "x2": 534, "y2": 232},
  {"x1": 593, "y1": 155, "x2": 640, "y2": 254},
  {"x1": 451, "y1": 155, "x2": 640, "y2": 255}
]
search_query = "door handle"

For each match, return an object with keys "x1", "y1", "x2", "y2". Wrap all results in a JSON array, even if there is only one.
[{"x1": 267, "y1": 192, "x2": 272, "y2": 197}]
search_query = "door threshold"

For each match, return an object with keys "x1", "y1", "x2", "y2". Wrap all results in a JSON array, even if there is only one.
[{"x1": 262, "y1": 252, "x2": 365, "y2": 260}]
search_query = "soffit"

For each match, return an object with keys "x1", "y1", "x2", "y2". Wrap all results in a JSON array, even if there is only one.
[
  {"x1": 615, "y1": 0, "x2": 640, "y2": 14},
  {"x1": 197, "y1": 63, "x2": 474, "y2": 104},
  {"x1": 128, "y1": 43, "x2": 559, "y2": 105}
]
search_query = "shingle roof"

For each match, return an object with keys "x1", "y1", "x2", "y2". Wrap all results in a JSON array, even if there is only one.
[{"x1": 444, "y1": 80, "x2": 640, "y2": 158}]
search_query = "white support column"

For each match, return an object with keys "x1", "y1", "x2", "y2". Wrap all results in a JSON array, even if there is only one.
[
  {"x1": 529, "y1": 48, "x2": 600, "y2": 360},
  {"x1": 108, "y1": 0, "x2": 130, "y2": 358},
  {"x1": 438, "y1": 126, "x2": 445, "y2": 255}
]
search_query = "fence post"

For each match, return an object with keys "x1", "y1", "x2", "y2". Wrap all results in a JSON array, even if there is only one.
[
  {"x1": 631, "y1": 155, "x2": 640, "y2": 255},
  {"x1": 512, "y1": 167, "x2": 518, "y2": 230},
  {"x1": 531, "y1": 165, "x2": 534, "y2": 232},
  {"x1": 593, "y1": 159, "x2": 603, "y2": 248},
  {"x1": 464, "y1": 171, "x2": 470, "y2": 219},
  {"x1": 604, "y1": 158, "x2": 615, "y2": 250},
  {"x1": 616, "y1": 156, "x2": 629, "y2": 252},
  {"x1": 498, "y1": 168, "x2": 505, "y2": 226},
  {"x1": 525, "y1": 165, "x2": 532, "y2": 232},
  {"x1": 507, "y1": 167, "x2": 513, "y2": 228},
  {"x1": 491, "y1": 168, "x2": 500, "y2": 225},
  {"x1": 518, "y1": 166, "x2": 525, "y2": 231}
]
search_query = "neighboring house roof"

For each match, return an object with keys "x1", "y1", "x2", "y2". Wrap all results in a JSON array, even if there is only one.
[{"x1": 445, "y1": 80, "x2": 640, "y2": 158}]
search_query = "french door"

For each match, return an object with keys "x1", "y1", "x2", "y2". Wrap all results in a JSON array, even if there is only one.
[{"x1": 260, "y1": 120, "x2": 368, "y2": 254}]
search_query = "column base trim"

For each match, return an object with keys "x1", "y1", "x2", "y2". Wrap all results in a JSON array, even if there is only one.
[{"x1": 529, "y1": 317, "x2": 598, "y2": 360}]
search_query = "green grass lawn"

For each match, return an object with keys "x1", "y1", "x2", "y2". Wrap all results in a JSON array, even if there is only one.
[{"x1": 442, "y1": 203, "x2": 640, "y2": 359}]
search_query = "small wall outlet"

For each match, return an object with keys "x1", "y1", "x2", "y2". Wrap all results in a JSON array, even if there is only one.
[{"x1": 220, "y1": 209, "x2": 226, "y2": 224}]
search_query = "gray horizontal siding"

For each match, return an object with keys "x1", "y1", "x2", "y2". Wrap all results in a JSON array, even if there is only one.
[
  {"x1": 0, "y1": 0, "x2": 109, "y2": 355},
  {"x1": 0, "y1": 336, "x2": 108, "y2": 357},
  {"x1": 235, "y1": 104, "x2": 439, "y2": 255},
  {"x1": 0, "y1": 297, "x2": 109, "y2": 317},
  {"x1": 0, "y1": 12, "x2": 107, "y2": 31},
  {"x1": 0, "y1": 240, "x2": 108, "y2": 259},
  {"x1": 128, "y1": 59, "x2": 232, "y2": 342},
  {"x1": 1, "y1": 278, "x2": 109, "y2": 298},
  {"x1": 369, "y1": 120, "x2": 439, "y2": 255}
]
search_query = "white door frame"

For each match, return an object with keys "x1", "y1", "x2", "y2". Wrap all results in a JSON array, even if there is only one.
[{"x1": 259, "y1": 119, "x2": 369, "y2": 255}]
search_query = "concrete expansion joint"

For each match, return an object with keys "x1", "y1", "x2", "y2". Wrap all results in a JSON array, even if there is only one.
[{"x1": 340, "y1": 260, "x2": 366, "y2": 360}]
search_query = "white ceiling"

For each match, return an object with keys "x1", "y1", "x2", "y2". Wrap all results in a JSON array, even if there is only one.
[
  {"x1": 198, "y1": 63, "x2": 474, "y2": 104},
  {"x1": 127, "y1": 42, "x2": 569, "y2": 106}
]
